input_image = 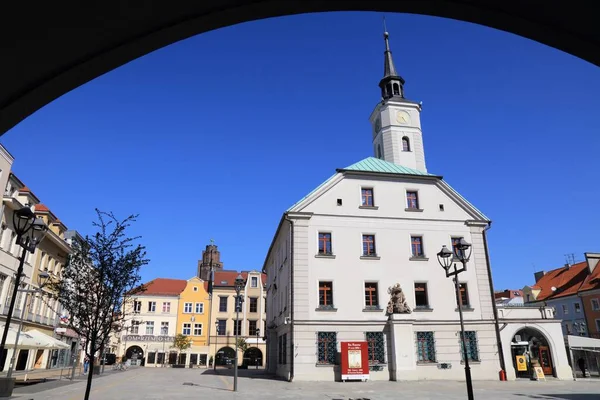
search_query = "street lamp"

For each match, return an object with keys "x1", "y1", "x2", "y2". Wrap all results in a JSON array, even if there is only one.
[
  {"x1": 437, "y1": 240, "x2": 474, "y2": 400},
  {"x1": 0, "y1": 208, "x2": 47, "y2": 371},
  {"x1": 7, "y1": 270, "x2": 51, "y2": 380},
  {"x1": 255, "y1": 328, "x2": 260, "y2": 369},
  {"x1": 233, "y1": 274, "x2": 245, "y2": 392},
  {"x1": 213, "y1": 321, "x2": 219, "y2": 370}
]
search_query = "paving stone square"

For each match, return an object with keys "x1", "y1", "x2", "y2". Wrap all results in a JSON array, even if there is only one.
[{"x1": 10, "y1": 368, "x2": 600, "y2": 400}]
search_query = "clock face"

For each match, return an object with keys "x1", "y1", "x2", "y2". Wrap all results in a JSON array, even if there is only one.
[{"x1": 396, "y1": 110, "x2": 411, "y2": 125}]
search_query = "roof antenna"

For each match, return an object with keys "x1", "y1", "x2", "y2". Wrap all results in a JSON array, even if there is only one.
[{"x1": 383, "y1": 15, "x2": 388, "y2": 34}]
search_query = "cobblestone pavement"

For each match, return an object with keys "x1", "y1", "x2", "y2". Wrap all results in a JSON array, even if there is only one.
[{"x1": 10, "y1": 367, "x2": 600, "y2": 399}]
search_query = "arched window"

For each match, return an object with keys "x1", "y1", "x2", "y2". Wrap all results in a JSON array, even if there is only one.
[
  {"x1": 386, "y1": 84, "x2": 393, "y2": 97},
  {"x1": 377, "y1": 144, "x2": 382, "y2": 159},
  {"x1": 393, "y1": 83, "x2": 400, "y2": 96},
  {"x1": 402, "y1": 136, "x2": 411, "y2": 152}
]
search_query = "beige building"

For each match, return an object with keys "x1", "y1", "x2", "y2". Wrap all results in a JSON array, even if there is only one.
[
  {"x1": 115, "y1": 278, "x2": 185, "y2": 367},
  {"x1": 1, "y1": 166, "x2": 75, "y2": 371},
  {"x1": 209, "y1": 270, "x2": 266, "y2": 367}
]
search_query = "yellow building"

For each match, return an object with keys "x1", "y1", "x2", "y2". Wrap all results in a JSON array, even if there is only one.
[{"x1": 175, "y1": 277, "x2": 210, "y2": 366}]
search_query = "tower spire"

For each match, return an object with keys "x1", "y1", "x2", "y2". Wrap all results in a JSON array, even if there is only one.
[{"x1": 378, "y1": 22, "x2": 405, "y2": 100}]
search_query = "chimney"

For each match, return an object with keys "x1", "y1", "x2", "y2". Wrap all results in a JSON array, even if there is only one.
[
  {"x1": 585, "y1": 253, "x2": 600, "y2": 274},
  {"x1": 534, "y1": 270, "x2": 545, "y2": 283}
]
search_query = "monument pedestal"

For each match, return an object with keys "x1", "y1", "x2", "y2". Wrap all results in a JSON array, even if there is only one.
[{"x1": 387, "y1": 314, "x2": 417, "y2": 381}]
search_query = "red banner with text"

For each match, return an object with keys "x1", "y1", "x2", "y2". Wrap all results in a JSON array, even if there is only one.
[{"x1": 341, "y1": 341, "x2": 369, "y2": 381}]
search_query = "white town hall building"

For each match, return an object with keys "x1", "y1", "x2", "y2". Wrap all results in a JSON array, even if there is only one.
[{"x1": 262, "y1": 32, "x2": 571, "y2": 382}]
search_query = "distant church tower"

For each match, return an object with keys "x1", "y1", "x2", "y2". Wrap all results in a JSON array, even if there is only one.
[
  {"x1": 197, "y1": 241, "x2": 224, "y2": 281},
  {"x1": 370, "y1": 30, "x2": 427, "y2": 172}
]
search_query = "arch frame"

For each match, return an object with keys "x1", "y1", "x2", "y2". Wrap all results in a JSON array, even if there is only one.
[{"x1": 1, "y1": 1, "x2": 599, "y2": 135}]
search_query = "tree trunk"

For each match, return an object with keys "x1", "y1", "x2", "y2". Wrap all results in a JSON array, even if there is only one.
[{"x1": 84, "y1": 345, "x2": 95, "y2": 400}]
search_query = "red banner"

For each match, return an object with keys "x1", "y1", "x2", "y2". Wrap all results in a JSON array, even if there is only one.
[{"x1": 341, "y1": 341, "x2": 369, "y2": 381}]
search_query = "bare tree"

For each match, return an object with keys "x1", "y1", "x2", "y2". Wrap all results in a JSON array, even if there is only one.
[{"x1": 52, "y1": 210, "x2": 148, "y2": 400}]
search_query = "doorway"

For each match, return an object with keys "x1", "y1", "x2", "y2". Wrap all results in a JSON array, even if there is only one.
[
  {"x1": 538, "y1": 346, "x2": 553, "y2": 375},
  {"x1": 16, "y1": 349, "x2": 29, "y2": 371}
]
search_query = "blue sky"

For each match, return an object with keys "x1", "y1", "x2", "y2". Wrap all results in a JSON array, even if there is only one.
[{"x1": 2, "y1": 12, "x2": 599, "y2": 290}]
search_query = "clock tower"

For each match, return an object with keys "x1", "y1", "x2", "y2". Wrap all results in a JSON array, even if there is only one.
[{"x1": 370, "y1": 31, "x2": 427, "y2": 173}]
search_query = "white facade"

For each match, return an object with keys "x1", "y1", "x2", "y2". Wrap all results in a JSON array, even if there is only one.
[{"x1": 262, "y1": 32, "x2": 571, "y2": 382}]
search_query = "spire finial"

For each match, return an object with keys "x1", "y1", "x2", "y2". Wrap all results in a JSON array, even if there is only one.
[
  {"x1": 378, "y1": 19, "x2": 405, "y2": 100},
  {"x1": 383, "y1": 16, "x2": 390, "y2": 51}
]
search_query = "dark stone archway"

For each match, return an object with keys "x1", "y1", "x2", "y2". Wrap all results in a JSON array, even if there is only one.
[
  {"x1": 125, "y1": 345, "x2": 144, "y2": 365},
  {"x1": 1, "y1": 1, "x2": 599, "y2": 135},
  {"x1": 216, "y1": 346, "x2": 235, "y2": 366},
  {"x1": 511, "y1": 327, "x2": 554, "y2": 378},
  {"x1": 243, "y1": 347, "x2": 263, "y2": 367}
]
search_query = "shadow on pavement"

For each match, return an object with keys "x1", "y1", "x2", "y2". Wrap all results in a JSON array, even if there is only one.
[
  {"x1": 515, "y1": 395, "x2": 600, "y2": 399},
  {"x1": 201, "y1": 368, "x2": 286, "y2": 381},
  {"x1": 182, "y1": 381, "x2": 231, "y2": 392}
]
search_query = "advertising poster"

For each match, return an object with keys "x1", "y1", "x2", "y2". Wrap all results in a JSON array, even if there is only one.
[
  {"x1": 516, "y1": 355, "x2": 527, "y2": 371},
  {"x1": 341, "y1": 341, "x2": 369, "y2": 381}
]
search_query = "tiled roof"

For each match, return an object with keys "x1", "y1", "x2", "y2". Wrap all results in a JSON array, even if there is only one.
[
  {"x1": 35, "y1": 204, "x2": 50, "y2": 212},
  {"x1": 214, "y1": 270, "x2": 266, "y2": 287},
  {"x1": 339, "y1": 157, "x2": 436, "y2": 176},
  {"x1": 579, "y1": 263, "x2": 600, "y2": 292},
  {"x1": 139, "y1": 278, "x2": 186, "y2": 296},
  {"x1": 532, "y1": 261, "x2": 588, "y2": 301},
  {"x1": 18, "y1": 186, "x2": 31, "y2": 193}
]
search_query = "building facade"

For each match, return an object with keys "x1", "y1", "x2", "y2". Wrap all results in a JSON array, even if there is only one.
[
  {"x1": 209, "y1": 270, "x2": 266, "y2": 367},
  {"x1": 262, "y1": 32, "x2": 571, "y2": 382},
  {"x1": 0, "y1": 167, "x2": 76, "y2": 372},
  {"x1": 175, "y1": 277, "x2": 210, "y2": 366},
  {"x1": 116, "y1": 278, "x2": 185, "y2": 367}
]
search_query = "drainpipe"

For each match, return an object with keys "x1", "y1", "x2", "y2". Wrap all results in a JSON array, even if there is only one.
[
  {"x1": 284, "y1": 215, "x2": 294, "y2": 382},
  {"x1": 482, "y1": 223, "x2": 507, "y2": 380}
]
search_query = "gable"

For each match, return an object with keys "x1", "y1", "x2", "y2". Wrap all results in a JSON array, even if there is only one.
[{"x1": 289, "y1": 172, "x2": 487, "y2": 222}]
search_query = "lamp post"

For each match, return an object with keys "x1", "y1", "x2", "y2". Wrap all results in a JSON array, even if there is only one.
[
  {"x1": 233, "y1": 274, "x2": 245, "y2": 392},
  {"x1": 213, "y1": 321, "x2": 219, "y2": 370},
  {"x1": 7, "y1": 271, "x2": 51, "y2": 379},
  {"x1": 437, "y1": 239, "x2": 474, "y2": 400},
  {"x1": 255, "y1": 328, "x2": 260, "y2": 369},
  {"x1": 0, "y1": 207, "x2": 47, "y2": 371}
]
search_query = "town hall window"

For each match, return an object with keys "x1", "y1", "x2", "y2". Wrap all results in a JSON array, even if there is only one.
[
  {"x1": 411, "y1": 236, "x2": 424, "y2": 257},
  {"x1": 452, "y1": 237, "x2": 465, "y2": 259},
  {"x1": 406, "y1": 191, "x2": 419, "y2": 209},
  {"x1": 460, "y1": 331, "x2": 480, "y2": 361},
  {"x1": 456, "y1": 283, "x2": 470, "y2": 308},
  {"x1": 402, "y1": 136, "x2": 411, "y2": 151},
  {"x1": 361, "y1": 188, "x2": 374, "y2": 207},
  {"x1": 317, "y1": 332, "x2": 337, "y2": 365},
  {"x1": 364, "y1": 282, "x2": 379, "y2": 308},
  {"x1": 182, "y1": 323, "x2": 191, "y2": 335},
  {"x1": 318, "y1": 281, "x2": 333, "y2": 308},
  {"x1": 362, "y1": 234, "x2": 376, "y2": 256},
  {"x1": 416, "y1": 331, "x2": 436, "y2": 363},
  {"x1": 318, "y1": 232, "x2": 332, "y2": 255},
  {"x1": 184, "y1": 302, "x2": 192, "y2": 313},
  {"x1": 366, "y1": 332, "x2": 385, "y2": 364},
  {"x1": 414, "y1": 282, "x2": 429, "y2": 308}
]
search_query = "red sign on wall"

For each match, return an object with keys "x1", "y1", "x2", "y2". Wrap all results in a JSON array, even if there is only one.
[{"x1": 340, "y1": 341, "x2": 370, "y2": 381}]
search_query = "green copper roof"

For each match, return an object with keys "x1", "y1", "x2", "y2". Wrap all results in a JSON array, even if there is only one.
[{"x1": 340, "y1": 157, "x2": 436, "y2": 176}]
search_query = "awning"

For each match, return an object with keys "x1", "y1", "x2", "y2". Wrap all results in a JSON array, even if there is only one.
[{"x1": 0, "y1": 326, "x2": 70, "y2": 349}]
